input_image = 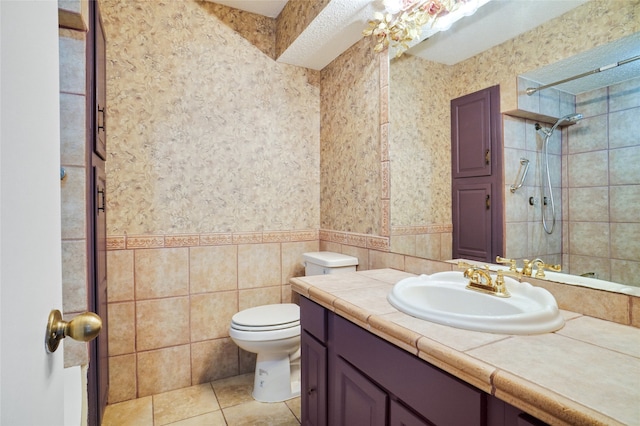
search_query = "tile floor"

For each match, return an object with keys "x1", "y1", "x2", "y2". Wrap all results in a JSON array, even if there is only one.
[{"x1": 102, "y1": 373, "x2": 301, "y2": 426}]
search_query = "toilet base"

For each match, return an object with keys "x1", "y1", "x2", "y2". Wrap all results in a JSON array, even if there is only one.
[{"x1": 252, "y1": 351, "x2": 301, "y2": 403}]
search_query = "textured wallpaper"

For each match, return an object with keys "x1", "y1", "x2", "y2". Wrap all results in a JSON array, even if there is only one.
[
  {"x1": 320, "y1": 37, "x2": 381, "y2": 235},
  {"x1": 101, "y1": 0, "x2": 320, "y2": 235},
  {"x1": 389, "y1": 54, "x2": 452, "y2": 227}
]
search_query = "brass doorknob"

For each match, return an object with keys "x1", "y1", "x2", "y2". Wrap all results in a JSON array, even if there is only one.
[{"x1": 45, "y1": 309, "x2": 102, "y2": 353}]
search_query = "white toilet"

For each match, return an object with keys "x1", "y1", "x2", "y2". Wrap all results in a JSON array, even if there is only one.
[{"x1": 229, "y1": 251, "x2": 358, "y2": 402}]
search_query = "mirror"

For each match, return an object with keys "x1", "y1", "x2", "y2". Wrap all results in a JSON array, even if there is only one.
[{"x1": 388, "y1": 1, "x2": 640, "y2": 293}]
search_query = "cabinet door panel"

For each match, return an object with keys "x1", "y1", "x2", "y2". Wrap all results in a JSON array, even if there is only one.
[
  {"x1": 390, "y1": 400, "x2": 432, "y2": 426},
  {"x1": 301, "y1": 331, "x2": 327, "y2": 426},
  {"x1": 452, "y1": 182, "x2": 492, "y2": 261},
  {"x1": 331, "y1": 357, "x2": 387, "y2": 426},
  {"x1": 451, "y1": 89, "x2": 492, "y2": 179},
  {"x1": 333, "y1": 315, "x2": 482, "y2": 426}
]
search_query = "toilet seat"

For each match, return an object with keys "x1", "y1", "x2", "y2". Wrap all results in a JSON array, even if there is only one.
[
  {"x1": 231, "y1": 303, "x2": 299, "y2": 328},
  {"x1": 230, "y1": 304, "x2": 300, "y2": 341}
]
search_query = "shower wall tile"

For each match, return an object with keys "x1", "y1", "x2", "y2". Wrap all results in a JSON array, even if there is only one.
[
  {"x1": 136, "y1": 297, "x2": 190, "y2": 351},
  {"x1": 559, "y1": 91, "x2": 575, "y2": 118},
  {"x1": 610, "y1": 185, "x2": 640, "y2": 223},
  {"x1": 567, "y1": 114, "x2": 608, "y2": 154},
  {"x1": 610, "y1": 223, "x2": 640, "y2": 261},
  {"x1": 569, "y1": 222, "x2": 610, "y2": 258},
  {"x1": 137, "y1": 345, "x2": 191, "y2": 398},
  {"x1": 134, "y1": 248, "x2": 189, "y2": 299},
  {"x1": 568, "y1": 187, "x2": 609, "y2": 222},
  {"x1": 59, "y1": 93, "x2": 86, "y2": 166},
  {"x1": 58, "y1": 29, "x2": 85, "y2": 95},
  {"x1": 610, "y1": 145, "x2": 640, "y2": 185},
  {"x1": 539, "y1": 87, "x2": 560, "y2": 118},
  {"x1": 611, "y1": 259, "x2": 640, "y2": 291},
  {"x1": 60, "y1": 166, "x2": 86, "y2": 240},
  {"x1": 570, "y1": 255, "x2": 611, "y2": 282},
  {"x1": 107, "y1": 250, "x2": 134, "y2": 302},
  {"x1": 575, "y1": 87, "x2": 608, "y2": 118},
  {"x1": 61, "y1": 240, "x2": 88, "y2": 313},
  {"x1": 568, "y1": 151, "x2": 609, "y2": 188},
  {"x1": 609, "y1": 77, "x2": 640, "y2": 112},
  {"x1": 190, "y1": 245, "x2": 238, "y2": 294},
  {"x1": 503, "y1": 115, "x2": 526, "y2": 149},
  {"x1": 609, "y1": 107, "x2": 640, "y2": 149}
]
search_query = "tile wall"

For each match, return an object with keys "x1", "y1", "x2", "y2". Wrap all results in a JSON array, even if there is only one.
[
  {"x1": 503, "y1": 114, "x2": 564, "y2": 266},
  {"x1": 106, "y1": 231, "x2": 318, "y2": 402},
  {"x1": 59, "y1": 26, "x2": 90, "y2": 368},
  {"x1": 503, "y1": 75, "x2": 640, "y2": 288},
  {"x1": 566, "y1": 76, "x2": 640, "y2": 285}
]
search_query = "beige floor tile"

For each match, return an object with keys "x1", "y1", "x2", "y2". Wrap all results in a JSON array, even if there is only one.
[
  {"x1": 211, "y1": 373, "x2": 255, "y2": 408},
  {"x1": 165, "y1": 410, "x2": 227, "y2": 426},
  {"x1": 153, "y1": 383, "x2": 220, "y2": 425},
  {"x1": 102, "y1": 396, "x2": 153, "y2": 426},
  {"x1": 223, "y1": 400, "x2": 299, "y2": 426},
  {"x1": 285, "y1": 397, "x2": 301, "y2": 422}
]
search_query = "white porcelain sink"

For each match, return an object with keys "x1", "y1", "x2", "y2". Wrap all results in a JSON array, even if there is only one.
[{"x1": 388, "y1": 271, "x2": 564, "y2": 335}]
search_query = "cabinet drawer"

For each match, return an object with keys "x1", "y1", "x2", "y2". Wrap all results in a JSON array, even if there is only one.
[
  {"x1": 332, "y1": 314, "x2": 483, "y2": 426},
  {"x1": 301, "y1": 297, "x2": 327, "y2": 342}
]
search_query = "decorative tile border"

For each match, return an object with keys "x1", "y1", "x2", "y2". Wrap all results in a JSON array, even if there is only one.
[
  {"x1": 319, "y1": 229, "x2": 390, "y2": 252},
  {"x1": 391, "y1": 224, "x2": 453, "y2": 236},
  {"x1": 106, "y1": 229, "x2": 320, "y2": 250}
]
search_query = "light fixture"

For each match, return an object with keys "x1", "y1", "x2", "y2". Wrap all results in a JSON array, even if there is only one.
[{"x1": 363, "y1": 0, "x2": 490, "y2": 56}]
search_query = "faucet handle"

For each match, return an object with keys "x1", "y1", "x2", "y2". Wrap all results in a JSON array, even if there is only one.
[
  {"x1": 496, "y1": 256, "x2": 517, "y2": 272},
  {"x1": 534, "y1": 261, "x2": 561, "y2": 278},
  {"x1": 493, "y1": 271, "x2": 511, "y2": 298}
]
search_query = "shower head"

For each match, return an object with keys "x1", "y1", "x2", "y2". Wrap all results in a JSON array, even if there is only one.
[
  {"x1": 536, "y1": 113, "x2": 584, "y2": 138},
  {"x1": 549, "y1": 113, "x2": 583, "y2": 134}
]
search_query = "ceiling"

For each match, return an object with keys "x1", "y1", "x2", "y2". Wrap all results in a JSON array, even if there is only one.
[
  {"x1": 208, "y1": 0, "x2": 640, "y2": 93},
  {"x1": 210, "y1": 0, "x2": 288, "y2": 18}
]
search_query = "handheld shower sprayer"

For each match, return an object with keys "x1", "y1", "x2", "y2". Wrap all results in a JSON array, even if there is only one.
[
  {"x1": 535, "y1": 113, "x2": 583, "y2": 139},
  {"x1": 536, "y1": 113, "x2": 584, "y2": 234}
]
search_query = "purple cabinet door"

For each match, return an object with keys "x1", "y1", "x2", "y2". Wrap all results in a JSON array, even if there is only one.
[
  {"x1": 301, "y1": 331, "x2": 327, "y2": 426},
  {"x1": 330, "y1": 356, "x2": 388, "y2": 426},
  {"x1": 451, "y1": 85, "x2": 503, "y2": 262}
]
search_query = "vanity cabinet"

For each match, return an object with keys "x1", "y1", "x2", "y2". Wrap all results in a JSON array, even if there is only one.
[{"x1": 300, "y1": 296, "x2": 546, "y2": 426}]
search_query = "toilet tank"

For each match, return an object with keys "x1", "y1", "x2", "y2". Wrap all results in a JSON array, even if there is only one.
[{"x1": 303, "y1": 252, "x2": 358, "y2": 276}]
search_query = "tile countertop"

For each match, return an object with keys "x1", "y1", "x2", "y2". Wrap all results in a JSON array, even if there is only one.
[{"x1": 290, "y1": 269, "x2": 640, "y2": 426}]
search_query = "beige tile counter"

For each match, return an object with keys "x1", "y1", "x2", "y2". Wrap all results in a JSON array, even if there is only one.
[{"x1": 291, "y1": 269, "x2": 640, "y2": 426}]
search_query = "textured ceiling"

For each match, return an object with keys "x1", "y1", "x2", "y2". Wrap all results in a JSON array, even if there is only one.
[{"x1": 208, "y1": 0, "x2": 288, "y2": 18}]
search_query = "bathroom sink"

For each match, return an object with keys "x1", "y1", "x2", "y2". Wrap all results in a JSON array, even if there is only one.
[{"x1": 387, "y1": 271, "x2": 564, "y2": 335}]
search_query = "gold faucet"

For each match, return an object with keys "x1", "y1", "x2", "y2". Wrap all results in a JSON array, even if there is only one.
[
  {"x1": 497, "y1": 256, "x2": 561, "y2": 278},
  {"x1": 457, "y1": 262, "x2": 511, "y2": 298}
]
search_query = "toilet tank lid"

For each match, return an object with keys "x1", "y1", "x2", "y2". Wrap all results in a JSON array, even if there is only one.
[
  {"x1": 232, "y1": 303, "x2": 300, "y2": 327},
  {"x1": 303, "y1": 251, "x2": 358, "y2": 267}
]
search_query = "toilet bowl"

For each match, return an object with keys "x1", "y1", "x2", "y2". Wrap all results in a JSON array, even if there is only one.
[
  {"x1": 229, "y1": 251, "x2": 358, "y2": 403},
  {"x1": 229, "y1": 303, "x2": 301, "y2": 402}
]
